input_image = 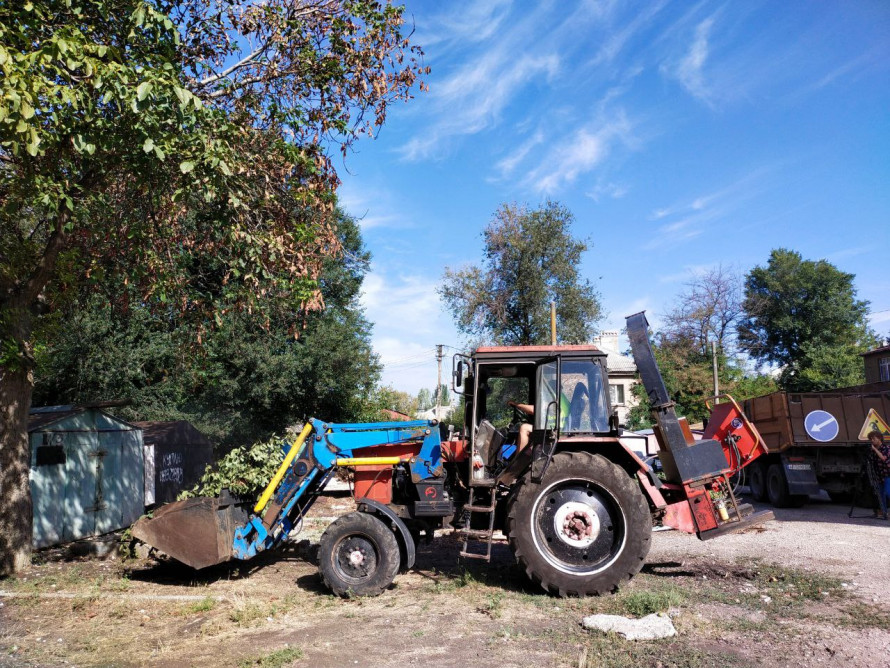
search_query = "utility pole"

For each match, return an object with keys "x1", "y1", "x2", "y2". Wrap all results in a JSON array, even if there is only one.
[
  {"x1": 712, "y1": 340, "x2": 719, "y2": 402},
  {"x1": 436, "y1": 344, "x2": 444, "y2": 417},
  {"x1": 550, "y1": 301, "x2": 557, "y2": 345}
]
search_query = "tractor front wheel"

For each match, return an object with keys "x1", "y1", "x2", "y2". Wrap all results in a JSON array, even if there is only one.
[
  {"x1": 318, "y1": 512, "x2": 401, "y2": 597},
  {"x1": 506, "y1": 452, "x2": 651, "y2": 596}
]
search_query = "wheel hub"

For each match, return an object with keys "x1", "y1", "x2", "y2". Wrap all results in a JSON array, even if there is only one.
[
  {"x1": 335, "y1": 536, "x2": 378, "y2": 581},
  {"x1": 553, "y1": 501, "x2": 600, "y2": 547}
]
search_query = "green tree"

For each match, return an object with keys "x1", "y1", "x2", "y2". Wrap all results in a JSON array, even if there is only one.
[
  {"x1": 439, "y1": 201, "x2": 601, "y2": 346},
  {"x1": 0, "y1": 0, "x2": 426, "y2": 573},
  {"x1": 739, "y1": 249, "x2": 875, "y2": 391},
  {"x1": 434, "y1": 383, "x2": 451, "y2": 407},
  {"x1": 358, "y1": 386, "x2": 418, "y2": 421},
  {"x1": 626, "y1": 268, "x2": 775, "y2": 430},
  {"x1": 33, "y1": 210, "x2": 382, "y2": 447},
  {"x1": 416, "y1": 388, "x2": 432, "y2": 410}
]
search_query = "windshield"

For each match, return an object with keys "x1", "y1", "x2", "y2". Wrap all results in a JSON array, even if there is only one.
[{"x1": 535, "y1": 359, "x2": 609, "y2": 433}]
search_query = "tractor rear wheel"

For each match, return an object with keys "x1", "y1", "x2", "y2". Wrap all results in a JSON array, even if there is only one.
[
  {"x1": 318, "y1": 512, "x2": 400, "y2": 597},
  {"x1": 506, "y1": 452, "x2": 651, "y2": 596}
]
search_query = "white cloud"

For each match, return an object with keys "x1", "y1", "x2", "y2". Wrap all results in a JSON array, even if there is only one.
[
  {"x1": 824, "y1": 246, "x2": 871, "y2": 262},
  {"x1": 360, "y1": 269, "x2": 440, "y2": 334},
  {"x1": 415, "y1": 0, "x2": 514, "y2": 50},
  {"x1": 337, "y1": 180, "x2": 414, "y2": 232},
  {"x1": 657, "y1": 263, "x2": 721, "y2": 284},
  {"x1": 643, "y1": 167, "x2": 775, "y2": 250},
  {"x1": 399, "y1": 52, "x2": 560, "y2": 161},
  {"x1": 356, "y1": 214, "x2": 402, "y2": 231},
  {"x1": 359, "y1": 266, "x2": 463, "y2": 394},
  {"x1": 591, "y1": 0, "x2": 669, "y2": 66},
  {"x1": 494, "y1": 129, "x2": 545, "y2": 177},
  {"x1": 675, "y1": 16, "x2": 715, "y2": 103},
  {"x1": 604, "y1": 295, "x2": 660, "y2": 333},
  {"x1": 585, "y1": 179, "x2": 629, "y2": 202},
  {"x1": 524, "y1": 113, "x2": 634, "y2": 194}
]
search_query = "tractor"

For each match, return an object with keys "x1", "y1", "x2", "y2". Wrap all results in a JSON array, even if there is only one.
[{"x1": 133, "y1": 311, "x2": 773, "y2": 596}]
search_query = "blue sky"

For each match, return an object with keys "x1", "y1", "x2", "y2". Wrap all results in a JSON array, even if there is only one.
[{"x1": 336, "y1": 0, "x2": 890, "y2": 395}]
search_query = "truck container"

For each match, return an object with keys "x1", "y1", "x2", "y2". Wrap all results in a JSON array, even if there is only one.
[{"x1": 741, "y1": 382, "x2": 890, "y2": 507}]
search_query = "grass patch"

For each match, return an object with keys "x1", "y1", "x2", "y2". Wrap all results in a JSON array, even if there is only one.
[
  {"x1": 230, "y1": 602, "x2": 268, "y2": 626},
  {"x1": 750, "y1": 562, "x2": 845, "y2": 604},
  {"x1": 228, "y1": 594, "x2": 298, "y2": 627},
  {"x1": 576, "y1": 638, "x2": 747, "y2": 668},
  {"x1": 607, "y1": 587, "x2": 687, "y2": 617},
  {"x1": 837, "y1": 602, "x2": 890, "y2": 629},
  {"x1": 477, "y1": 591, "x2": 505, "y2": 618},
  {"x1": 238, "y1": 647, "x2": 303, "y2": 668},
  {"x1": 423, "y1": 567, "x2": 479, "y2": 594},
  {"x1": 182, "y1": 596, "x2": 216, "y2": 615},
  {"x1": 70, "y1": 594, "x2": 99, "y2": 612}
]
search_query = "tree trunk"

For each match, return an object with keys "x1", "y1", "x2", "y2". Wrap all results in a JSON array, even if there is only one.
[
  {"x1": 0, "y1": 334, "x2": 35, "y2": 575},
  {"x1": 0, "y1": 210, "x2": 68, "y2": 574}
]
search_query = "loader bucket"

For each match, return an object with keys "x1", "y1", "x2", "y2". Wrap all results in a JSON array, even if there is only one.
[{"x1": 132, "y1": 494, "x2": 249, "y2": 570}]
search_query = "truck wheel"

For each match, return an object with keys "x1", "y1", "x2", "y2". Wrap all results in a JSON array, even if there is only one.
[
  {"x1": 506, "y1": 451, "x2": 651, "y2": 596},
  {"x1": 318, "y1": 512, "x2": 400, "y2": 597},
  {"x1": 748, "y1": 461, "x2": 768, "y2": 502},
  {"x1": 766, "y1": 463, "x2": 793, "y2": 508}
]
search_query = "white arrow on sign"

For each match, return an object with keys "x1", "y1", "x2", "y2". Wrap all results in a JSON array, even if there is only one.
[{"x1": 810, "y1": 417, "x2": 836, "y2": 432}]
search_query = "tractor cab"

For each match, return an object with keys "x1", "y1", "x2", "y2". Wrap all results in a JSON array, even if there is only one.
[{"x1": 453, "y1": 345, "x2": 613, "y2": 483}]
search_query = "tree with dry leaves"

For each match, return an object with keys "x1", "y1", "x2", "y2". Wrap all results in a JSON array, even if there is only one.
[{"x1": 0, "y1": 0, "x2": 427, "y2": 574}]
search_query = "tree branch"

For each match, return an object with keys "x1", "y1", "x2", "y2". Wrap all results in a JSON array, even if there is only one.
[
  {"x1": 196, "y1": 43, "x2": 269, "y2": 88},
  {"x1": 20, "y1": 208, "x2": 69, "y2": 306}
]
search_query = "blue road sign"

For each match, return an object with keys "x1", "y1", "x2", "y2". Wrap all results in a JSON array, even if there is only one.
[{"x1": 804, "y1": 409, "x2": 839, "y2": 442}]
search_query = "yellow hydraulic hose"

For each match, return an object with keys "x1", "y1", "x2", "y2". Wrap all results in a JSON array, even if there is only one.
[{"x1": 254, "y1": 422, "x2": 314, "y2": 514}]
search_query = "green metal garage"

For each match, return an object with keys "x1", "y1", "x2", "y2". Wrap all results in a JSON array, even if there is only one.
[{"x1": 28, "y1": 406, "x2": 144, "y2": 548}]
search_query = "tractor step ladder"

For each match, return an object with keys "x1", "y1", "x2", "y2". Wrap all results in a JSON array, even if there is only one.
[{"x1": 459, "y1": 479, "x2": 497, "y2": 562}]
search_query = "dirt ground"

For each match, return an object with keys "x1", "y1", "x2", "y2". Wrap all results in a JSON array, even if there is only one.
[{"x1": 1, "y1": 490, "x2": 888, "y2": 668}]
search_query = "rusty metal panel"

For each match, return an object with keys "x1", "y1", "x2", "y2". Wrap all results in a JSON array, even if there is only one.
[
  {"x1": 842, "y1": 395, "x2": 868, "y2": 439},
  {"x1": 131, "y1": 495, "x2": 248, "y2": 569},
  {"x1": 744, "y1": 393, "x2": 793, "y2": 453}
]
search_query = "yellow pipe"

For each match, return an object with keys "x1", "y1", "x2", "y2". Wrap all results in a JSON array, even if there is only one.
[
  {"x1": 254, "y1": 422, "x2": 314, "y2": 514},
  {"x1": 335, "y1": 457, "x2": 405, "y2": 467}
]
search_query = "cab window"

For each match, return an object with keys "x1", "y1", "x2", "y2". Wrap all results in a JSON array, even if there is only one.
[{"x1": 534, "y1": 359, "x2": 609, "y2": 433}]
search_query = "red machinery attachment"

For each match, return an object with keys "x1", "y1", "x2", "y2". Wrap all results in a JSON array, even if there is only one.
[
  {"x1": 626, "y1": 311, "x2": 773, "y2": 540},
  {"x1": 702, "y1": 395, "x2": 769, "y2": 475}
]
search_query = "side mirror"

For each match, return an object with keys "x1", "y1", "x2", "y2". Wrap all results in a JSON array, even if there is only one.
[{"x1": 452, "y1": 354, "x2": 471, "y2": 395}]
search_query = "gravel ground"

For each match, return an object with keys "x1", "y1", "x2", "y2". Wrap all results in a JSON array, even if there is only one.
[{"x1": 650, "y1": 489, "x2": 890, "y2": 602}]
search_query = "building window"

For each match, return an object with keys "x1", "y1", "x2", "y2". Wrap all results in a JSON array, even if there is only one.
[
  {"x1": 610, "y1": 384, "x2": 625, "y2": 405},
  {"x1": 881, "y1": 357, "x2": 890, "y2": 382}
]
